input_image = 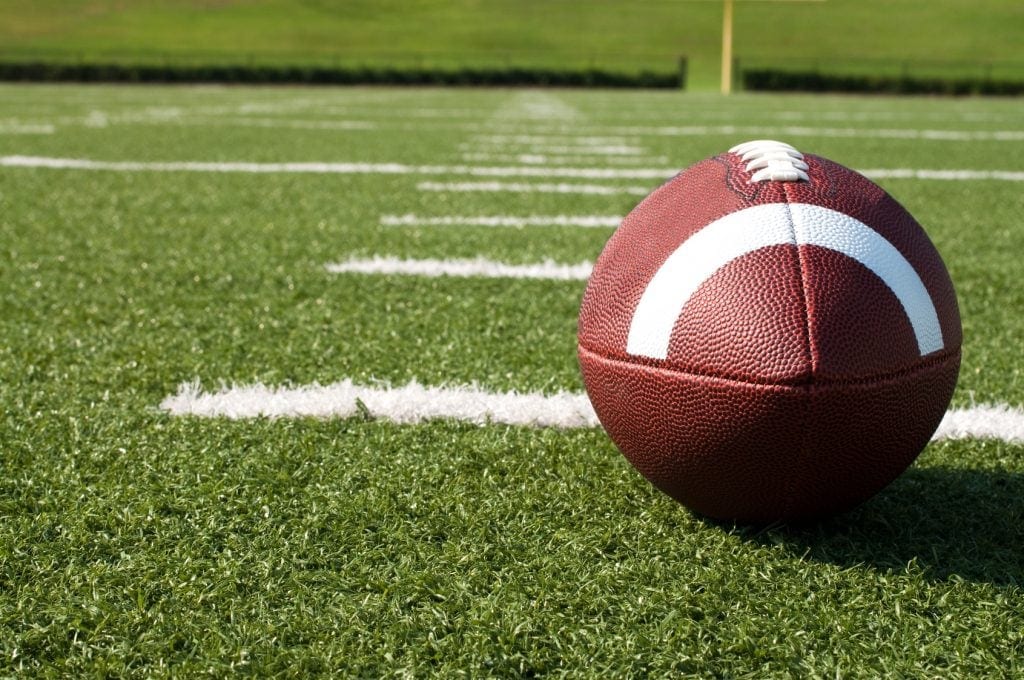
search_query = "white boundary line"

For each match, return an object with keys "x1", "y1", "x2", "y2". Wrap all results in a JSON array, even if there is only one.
[
  {"x1": 325, "y1": 256, "x2": 593, "y2": 280},
  {"x1": 161, "y1": 380, "x2": 1024, "y2": 441},
  {"x1": 379, "y1": 214, "x2": 621, "y2": 228}
]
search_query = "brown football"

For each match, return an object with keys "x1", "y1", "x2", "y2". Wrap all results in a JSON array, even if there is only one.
[{"x1": 578, "y1": 140, "x2": 961, "y2": 523}]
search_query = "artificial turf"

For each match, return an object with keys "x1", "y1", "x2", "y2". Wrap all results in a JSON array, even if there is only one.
[{"x1": 1, "y1": 84, "x2": 1023, "y2": 676}]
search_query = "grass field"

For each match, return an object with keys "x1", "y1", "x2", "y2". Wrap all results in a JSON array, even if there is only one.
[
  {"x1": 2, "y1": 83, "x2": 1024, "y2": 675},
  {"x1": 2, "y1": 1, "x2": 1024, "y2": 90}
]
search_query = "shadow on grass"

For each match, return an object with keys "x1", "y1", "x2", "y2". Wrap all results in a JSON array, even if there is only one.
[{"x1": 749, "y1": 466, "x2": 1024, "y2": 587}]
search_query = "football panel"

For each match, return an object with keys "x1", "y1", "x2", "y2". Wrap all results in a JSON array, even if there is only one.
[
  {"x1": 800, "y1": 245, "x2": 923, "y2": 379},
  {"x1": 579, "y1": 343, "x2": 813, "y2": 523},
  {"x1": 662, "y1": 245, "x2": 811, "y2": 383},
  {"x1": 579, "y1": 344, "x2": 961, "y2": 523},
  {"x1": 786, "y1": 350, "x2": 961, "y2": 518},
  {"x1": 581, "y1": 146, "x2": 961, "y2": 381},
  {"x1": 578, "y1": 156, "x2": 788, "y2": 362},
  {"x1": 785, "y1": 155, "x2": 962, "y2": 351}
]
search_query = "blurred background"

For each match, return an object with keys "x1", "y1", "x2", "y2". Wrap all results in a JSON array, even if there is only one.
[{"x1": 1, "y1": 0, "x2": 1022, "y2": 93}]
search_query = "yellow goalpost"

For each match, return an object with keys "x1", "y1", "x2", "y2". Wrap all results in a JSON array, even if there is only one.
[{"x1": 720, "y1": 0, "x2": 823, "y2": 95}]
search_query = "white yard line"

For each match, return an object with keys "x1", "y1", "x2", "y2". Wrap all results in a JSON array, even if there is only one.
[
  {"x1": 517, "y1": 146, "x2": 648, "y2": 156},
  {"x1": 431, "y1": 165, "x2": 670, "y2": 179},
  {"x1": 470, "y1": 134, "x2": 633, "y2": 145},
  {"x1": 161, "y1": 379, "x2": 599, "y2": 428},
  {"x1": 416, "y1": 181, "x2": 651, "y2": 195},
  {"x1": 460, "y1": 152, "x2": 669, "y2": 166},
  {"x1": 454, "y1": 121, "x2": 1024, "y2": 141},
  {"x1": 0, "y1": 155, "x2": 674, "y2": 179},
  {"x1": 598, "y1": 124, "x2": 1024, "y2": 142},
  {"x1": 933, "y1": 404, "x2": 1024, "y2": 443},
  {"x1": 74, "y1": 113, "x2": 379, "y2": 130},
  {"x1": 0, "y1": 123, "x2": 55, "y2": 134},
  {"x1": 379, "y1": 214, "x2": 621, "y2": 228},
  {"x1": 207, "y1": 117, "x2": 378, "y2": 131},
  {"x1": 4, "y1": 155, "x2": 1022, "y2": 183},
  {"x1": 461, "y1": 142, "x2": 649, "y2": 156},
  {"x1": 161, "y1": 379, "x2": 1024, "y2": 443},
  {"x1": 325, "y1": 256, "x2": 593, "y2": 280},
  {"x1": 861, "y1": 168, "x2": 1024, "y2": 181}
]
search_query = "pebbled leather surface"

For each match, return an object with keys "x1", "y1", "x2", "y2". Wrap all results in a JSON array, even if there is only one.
[
  {"x1": 579, "y1": 345, "x2": 960, "y2": 523},
  {"x1": 577, "y1": 148, "x2": 962, "y2": 523}
]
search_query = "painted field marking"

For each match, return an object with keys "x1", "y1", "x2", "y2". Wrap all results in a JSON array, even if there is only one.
[
  {"x1": 162, "y1": 380, "x2": 599, "y2": 428},
  {"x1": 861, "y1": 168, "x2": 1024, "y2": 182},
  {"x1": 0, "y1": 123, "x2": 55, "y2": 134},
  {"x1": 460, "y1": 152, "x2": 669, "y2": 166},
  {"x1": 163, "y1": 380, "x2": 599, "y2": 428},
  {"x1": 933, "y1": 404, "x2": 1024, "y2": 443},
  {"x1": 437, "y1": 165, "x2": 668, "y2": 179},
  {"x1": 0, "y1": 155, "x2": 674, "y2": 180},
  {"x1": 416, "y1": 181, "x2": 650, "y2": 195},
  {"x1": 461, "y1": 142, "x2": 649, "y2": 156},
  {"x1": 469, "y1": 134, "x2": 634, "y2": 145},
  {"x1": 527, "y1": 146, "x2": 648, "y2": 156},
  {"x1": 325, "y1": 256, "x2": 592, "y2": 280},
  {"x1": 161, "y1": 380, "x2": 1024, "y2": 443},
  {"x1": 71, "y1": 112, "x2": 380, "y2": 131},
  {"x1": 210, "y1": 117, "x2": 378, "y2": 131},
  {"x1": 494, "y1": 94, "x2": 580, "y2": 121},
  {"x1": 600, "y1": 124, "x2": 1024, "y2": 142},
  {"x1": 541, "y1": 109, "x2": 995, "y2": 124},
  {"x1": 465, "y1": 120, "x2": 1024, "y2": 142},
  {"x1": 4, "y1": 155, "x2": 1023, "y2": 183},
  {"x1": 379, "y1": 214, "x2": 621, "y2": 228},
  {"x1": 401, "y1": 108, "x2": 505, "y2": 119},
  {"x1": 808, "y1": 110, "x2": 1014, "y2": 124}
]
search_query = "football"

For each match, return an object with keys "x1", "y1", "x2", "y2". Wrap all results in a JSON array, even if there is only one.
[{"x1": 578, "y1": 140, "x2": 962, "y2": 523}]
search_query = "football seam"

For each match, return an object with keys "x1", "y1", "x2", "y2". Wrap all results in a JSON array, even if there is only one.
[
  {"x1": 576, "y1": 341, "x2": 960, "y2": 390},
  {"x1": 782, "y1": 188, "x2": 818, "y2": 378},
  {"x1": 781, "y1": 184, "x2": 816, "y2": 521}
]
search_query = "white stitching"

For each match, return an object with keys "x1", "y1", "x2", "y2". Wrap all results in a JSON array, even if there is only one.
[{"x1": 729, "y1": 140, "x2": 809, "y2": 182}]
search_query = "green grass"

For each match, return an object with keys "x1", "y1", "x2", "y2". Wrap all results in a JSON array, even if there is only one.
[
  {"x1": 2, "y1": 84, "x2": 1024, "y2": 675},
  {"x1": 2, "y1": 1, "x2": 1023, "y2": 90}
]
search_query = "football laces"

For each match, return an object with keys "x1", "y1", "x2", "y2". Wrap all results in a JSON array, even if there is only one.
[{"x1": 729, "y1": 139, "x2": 810, "y2": 182}]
